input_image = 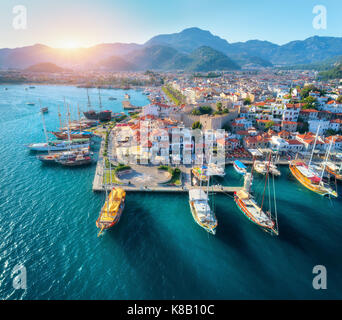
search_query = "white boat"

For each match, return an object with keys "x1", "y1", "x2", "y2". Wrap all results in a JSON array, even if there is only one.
[
  {"x1": 28, "y1": 139, "x2": 90, "y2": 152},
  {"x1": 207, "y1": 163, "x2": 225, "y2": 177},
  {"x1": 189, "y1": 189, "x2": 217, "y2": 235},
  {"x1": 233, "y1": 160, "x2": 247, "y2": 175},
  {"x1": 254, "y1": 160, "x2": 281, "y2": 176}
]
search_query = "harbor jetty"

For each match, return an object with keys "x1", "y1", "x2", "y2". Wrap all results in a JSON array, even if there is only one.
[{"x1": 122, "y1": 101, "x2": 142, "y2": 110}]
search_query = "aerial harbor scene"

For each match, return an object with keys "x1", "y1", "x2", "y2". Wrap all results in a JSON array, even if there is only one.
[{"x1": 1, "y1": 0, "x2": 342, "y2": 303}]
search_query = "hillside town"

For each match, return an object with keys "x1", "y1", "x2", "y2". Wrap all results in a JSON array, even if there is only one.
[{"x1": 105, "y1": 69, "x2": 342, "y2": 165}]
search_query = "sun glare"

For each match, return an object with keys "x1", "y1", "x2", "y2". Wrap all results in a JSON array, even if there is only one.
[{"x1": 59, "y1": 41, "x2": 80, "y2": 49}]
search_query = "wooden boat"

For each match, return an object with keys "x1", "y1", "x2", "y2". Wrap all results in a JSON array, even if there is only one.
[
  {"x1": 192, "y1": 166, "x2": 208, "y2": 182},
  {"x1": 51, "y1": 130, "x2": 93, "y2": 140},
  {"x1": 57, "y1": 154, "x2": 92, "y2": 166},
  {"x1": 289, "y1": 128, "x2": 337, "y2": 197},
  {"x1": 234, "y1": 156, "x2": 279, "y2": 235},
  {"x1": 254, "y1": 160, "x2": 281, "y2": 176},
  {"x1": 289, "y1": 160, "x2": 337, "y2": 197},
  {"x1": 325, "y1": 162, "x2": 342, "y2": 181},
  {"x1": 96, "y1": 187, "x2": 126, "y2": 236},
  {"x1": 233, "y1": 160, "x2": 247, "y2": 175}
]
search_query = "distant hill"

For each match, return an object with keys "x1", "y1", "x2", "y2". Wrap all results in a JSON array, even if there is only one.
[
  {"x1": 97, "y1": 55, "x2": 137, "y2": 71},
  {"x1": 145, "y1": 27, "x2": 231, "y2": 54},
  {"x1": 280, "y1": 55, "x2": 342, "y2": 71},
  {"x1": 319, "y1": 63, "x2": 342, "y2": 80},
  {"x1": 186, "y1": 46, "x2": 240, "y2": 71},
  {"x1": 1, "y1": 27, "x2": 342, "y2": 69},
  {"x1": 126, "y1": 45, "x2": 240, "y2": 71},
  {"x1": 25, "y1": 62, "x2": 69, "y2": 72}
]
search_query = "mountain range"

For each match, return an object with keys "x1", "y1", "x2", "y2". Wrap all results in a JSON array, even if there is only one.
[{"x1": 1, "y1": 27, "x2": 342, "y2": 72}]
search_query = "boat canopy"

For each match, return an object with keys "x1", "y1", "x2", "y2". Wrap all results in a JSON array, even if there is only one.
[
  {"x1": 189, "y1": 189, "x2": 208, "y2": 201},
  {"x1": 234, "y1": 160, "x2": 246, "y2": 169}
]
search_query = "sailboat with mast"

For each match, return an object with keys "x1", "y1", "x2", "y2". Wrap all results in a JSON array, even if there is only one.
[
  {"x1": 320, "y1": 138, "x2": 342, "y2": 181},
  {"x1": 234, "y1": 154, "x2": 279, "y2": 235},
  {"x1": 51, "y1": 103, "x2": 93, "y2": 140},
  {"x1": 96, "y1": 162, "x2": 126, "y2": 236},
  {"x1": 83, "y1": 88, "x2": 112, "y2": 121},
  {"x1": 289, "y1": 126, "x2": 337, "y2": 197},
  {"x1": 189, "y1": 160, "x2": 217, "y2": 235}
]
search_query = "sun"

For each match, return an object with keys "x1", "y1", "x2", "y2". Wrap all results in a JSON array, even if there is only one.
[{"x1": 59, "y1": 41, "x2": 81, "y2": 50}]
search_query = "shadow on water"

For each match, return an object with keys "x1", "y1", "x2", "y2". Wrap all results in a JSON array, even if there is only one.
[
  {"x1": 107, "y1": 200, "x2": 218, "y2": 299},
  {"x1": 214, "y1": 194, "x2": 274, "y2": 284}
]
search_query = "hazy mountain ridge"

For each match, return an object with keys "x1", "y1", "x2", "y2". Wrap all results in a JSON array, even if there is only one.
[
  {"x1": 1, "y1": 27, "x2": 342, "y2": 70},
  {"x1": 98, "y1": 45, "x2": 240, "y2": 71}
]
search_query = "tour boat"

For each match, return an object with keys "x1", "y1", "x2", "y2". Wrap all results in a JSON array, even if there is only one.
[
  {"x1": 37, "y1": 148, "x2": 91, "y2": 164},
  {"x1": 51, "y1": 130, "x2": 93, "y2": 140},
  {"x1": 96, "y1": 187, "x2": 126, "y2": 236},
  {"x1": 83, "y1": 88, "x2": 112, "y2": 121},
  {"x1": 289, "y1": 127, "x2": 337, "y2": 197},
  {"x1": 254, "y1": 160, "x2": 281, "y2": 176},
  {"x1": 28, "y1": 139, "x2": 90, "y2": 152},
  {"x1": 26, "y1": 102, "x2": 35, "y2": 106},
  {"x1": 233, "y1": 160, "x2": 247, "y2": 175},
  {"x1": 325, "y1": 161, "x2": 342, "y2": 181},
  {"x1": 289, "y1": 160, "x2": 337, "y2": 197},
  {"x1": 189, "y1": 189, "x2": 217, "y2": 235},
  {"x1": 207, "y1": 162, "x2": 225, "y2": 177},
  {"x1": 57, "y1": 154, "x2": 92, "y2": 166},
  {"x1": 192, "y1": 166, "x2": 209, "y2": 182},
  {"x1": 234, "y1": 156, "x2": 279, "y2": 235},
  {"x1": 40, "y1": 107, "x2": 48, "y2": 113}
]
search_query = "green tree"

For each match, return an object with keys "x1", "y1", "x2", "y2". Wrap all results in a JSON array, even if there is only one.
[
  {"x1": 298, "y1": 121, "x2": 309, "y2": 134},
  {"x1": 265, "y1": 121, "x2": 275, "y2": 130},
  {"x1": 192, "y1": 121, "x2": 202, "y2": 130},
  {"x1": 243, "y1": 98, "x2": 251, "y2": 105},
  {"x1": 216, "y1": 102, "x2": 223, "y2": 112},
  {"x1": 337, "y1": 96, "x2": 342, "y2": 103}
]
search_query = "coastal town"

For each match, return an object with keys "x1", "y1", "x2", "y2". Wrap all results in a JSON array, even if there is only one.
[
  {"x1": 69, "y1": 69, "x2": 342, "y2": 194},
  {"x1": 3, "y1": 65, "x2": 339, "y2": 238},
  {"x1": 3, "y1": 0, "x2": 342, "y2": 303}
]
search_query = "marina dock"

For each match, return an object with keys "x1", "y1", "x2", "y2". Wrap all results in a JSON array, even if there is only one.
[
  {"x1": 92, "y1": 155, "x2": 242, "y2": 193},
  {"x1": 122, "y1": 101, "x2": 142, "y2": 110}
]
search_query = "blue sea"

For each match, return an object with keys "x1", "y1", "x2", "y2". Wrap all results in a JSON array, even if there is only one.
[{"x1": 0, "y1": 84, "x2": 342, "y2": 299}]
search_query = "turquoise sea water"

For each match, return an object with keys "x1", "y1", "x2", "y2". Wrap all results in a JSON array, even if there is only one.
[{"x1": 0, "y1": 84, "x2": 342, "y2": 300}]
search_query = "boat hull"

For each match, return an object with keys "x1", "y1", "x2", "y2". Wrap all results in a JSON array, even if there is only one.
[
  {"x1": 28, "y1": 143, "x2": 90, "y2": 152},
  {"x1": 189, "y1": 201, "x2": 216, "y2": 235},
  {"x1": 234, "y1": 194, "x2": 277, "y2": 234},
  {"x1": 96, "y1": 189, "x2": 126, "y2": 231},
  {"x1": 326, "y1": 166, "x2": 342, "y2": 181},
  {"x1": 233, "y1": 161, "x2": 246, "y2": 175},
  {"x1": 289, "y1": 161, "x2": 337, "y2": 197}
]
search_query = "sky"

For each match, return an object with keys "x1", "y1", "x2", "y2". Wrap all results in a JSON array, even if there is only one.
[{"x1": 0, "y1": 0, "x2": 341, "y2": 48}]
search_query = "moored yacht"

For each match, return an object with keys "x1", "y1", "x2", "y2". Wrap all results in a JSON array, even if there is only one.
[{"x1": 189, "y1": 189, "x2": 217, "y2": 235}]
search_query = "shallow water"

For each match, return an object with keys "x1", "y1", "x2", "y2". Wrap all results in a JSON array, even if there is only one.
[{"x1": 0, "y1": 85, "x2": 341, "y2": 299}]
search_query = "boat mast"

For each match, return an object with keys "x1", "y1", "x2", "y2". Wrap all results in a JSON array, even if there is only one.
[
  {"x1": 77, "y1": 103, "x2": 82, "y2": 132},
  {"x1": 40, "y1": 100, "x2": 50, "y2": 154},
  {"x1": 260, "y1": 152, "x2": 272, "y2": 213},
  {"x1": 320, "y1": 139, "x2": 333, "y2": 185},
  {"x1": 308, "y1": 125, "x2": 320, "y2": 168},
  {"x1": 98, "y1": 88, "x2": 102, "y2": 111},
  {"x1": 66, "y1": 104, "x2": 72, "y2": 152},
  {"x1": 86, "y1": 88, "x2": 91, "y2": 111},
  {"x1": 57, "y1": 105, "x2": 63, "y2": 130}
]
